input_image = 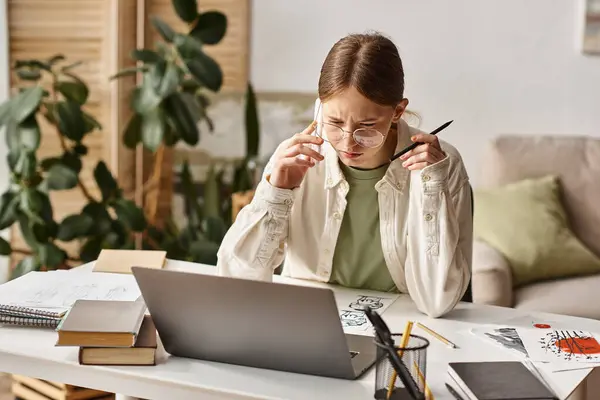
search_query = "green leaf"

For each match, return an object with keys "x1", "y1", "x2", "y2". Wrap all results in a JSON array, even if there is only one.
[
  {"x1": 17, "y1": 69, "x2": 42, "y2": 81},
  {"x1": 112, "y1": 198, "x2": 146, "y2": 231},
  {"x1": 172, "y1": 0, "x2": 198, "y2": 23},
  {"x1": 55, "y1": 80, "x2": 89, "y2": 105},
  {"x1": 47, "y1": 54, "x2": 66, "y2": 65},
  {"x1": 11, "y1": 86, "x2": 43, "y2": 123},
  {"x1": 57, "y1": 213, "x2": 94, "y2": 241},
  {"x1": 202, "y1": 215, "x2": 227, "y2": 243},
  {"x1": 80, "y1": 237, "x2": 103, "y2": 263},
  {"x1": 233, "y1": 163, "x2": 253, "y2": 193},
  {"x1": 180, "y1": 160, "x2": 202, "y2": 227},
  {"x1": 185, "y1": 52, "x2": 223, "y2": 92},
  {"x1": 203, "y1": 165, "x2": 221, "y2": 218},
  {"x1": 5, "y1": 119, "x2": 19, "y2": 153},
  {"x1": 189, "y1": 239, "x2": 219, "y2": 265},
  {"x1": 131, "y1": 49, "x2": 162, "y2": 63},
  {"x1": 17, "y1": 213, "x2": 40, "y2": 250},
  {"x1": 151, "y1": 16, "x2": 176, "y2": 43},
  {"x1": 73, "y1": 143, "x2": 88, "y2": 156},
  {"x1": 157, "y1": 62, "x2": 180, "y2": 98},
  {"x1": 19, "y1": 188, "x2": 43, "y2": 216},
  {"x1": 83, "y1": 112, "x2": 102, "y2": 133},
  {"x1": 110, "y1": 66, "x2": 148, "y2": 80},
  {"x1": 163, "y1": 92, "x2": 200, "y2": 146},
  {"x1": 61, "y1": 152, "x2": 82, "y2": 174},
  {"x1": 141, "y1": 106, "x2": 165, "y2": 152},
  {"x1": 42, "y1": 101, "x2": 57, "y2": 125},
  {"x1": 0, "y1": 191, "x2": 19, "y2": 230},
  {"x1": 46, "y1": 164, "x2": 78, "y2": 190},
  {"x1": 174, "y1": 34, "x2": 204, "y2": 59},
  {"x1": 190, "y1": 11, "x2": 227, "y2": 45},
  {"x1": 37, "y1": 191, "x2": 54, "y2": 225},
  {"x1": 0, "y1": 237, "x2": 11, "y2": 255},
  {"x1": 18, "y1": 114, "x2": 41, "y2": 151},
  {"x1": 39, "y1": 243, "x2": 66, "y2": 269},
  {"x1": 82, "y1": 202, "x2": 112, "y2": 236},
  {"x1": 0, "y1": 99, "x2": 13, "y2": 126},
  {"x1": 56, "y1": 100, "x2": 86, "y2": 141},
  {"x1": 245, "y1": 83, "x2": 260, "y2": 158},
  {"x1": 10, "y1": 257, "x2": 39, "y2": 280},
  {"x1": 131, "y1": 79, "x2": 161, "y2": 114},
  {"x1": 14, "y1": 59, "x2": 50, "y2": 71},
  {"x1": 123, "y1": 113, "x2": 142, "y2": 149},
  {"x1": 94, "y1": 161, "x2": 118, "y2": 201},
  {"x1": 14, "y1": 150, "x2": 37, "y2": 180},
  {"x1": 40, "y1": 157, "x2": 61, "y2": 171}
]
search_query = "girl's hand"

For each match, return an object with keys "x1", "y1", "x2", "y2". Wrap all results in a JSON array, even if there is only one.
[
  {"x1": 399, "y1": 133, "x2": 446, "y2": 171},
  {"x1": 269, "y1": 122, "x2": 324, "y2": 190}
]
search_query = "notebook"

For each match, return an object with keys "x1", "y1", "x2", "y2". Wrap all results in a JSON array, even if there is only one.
[
  {"x1": 447, "y1": 361, "x2": 557, "y2": 400},
  {"x1": 0, "y1": 304, "x2": 65, "y2": 329},
  {"x1": 93, "y1": 250, "x2": 166, "y2": 274},
  {"x1": 56, "y1": 299, "x2": 146, "y2": 347},
  {"x1": 78, "y1": 315, "x2": 157, "y2": 365}
]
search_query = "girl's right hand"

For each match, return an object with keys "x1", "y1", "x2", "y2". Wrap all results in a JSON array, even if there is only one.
[{"x1": 269, "y1": 122, "x2": 324, "y2": 190}]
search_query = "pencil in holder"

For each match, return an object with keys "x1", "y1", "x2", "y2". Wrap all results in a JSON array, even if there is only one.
[{"x1": 373, "y1": 334, "x2": 430, "y2": 400}]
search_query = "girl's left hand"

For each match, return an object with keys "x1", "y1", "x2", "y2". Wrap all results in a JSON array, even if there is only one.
[{"x1": 399, "y1": 133, "x2": 446, "y2": 170}]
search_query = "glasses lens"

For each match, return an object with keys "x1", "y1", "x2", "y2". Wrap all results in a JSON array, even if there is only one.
[
  {"x1": 317, "y1": 123, "x2": 344, "y2": 143},
  {"x1": 354, "y1": 129, "x2": 384, "y2": 148}
]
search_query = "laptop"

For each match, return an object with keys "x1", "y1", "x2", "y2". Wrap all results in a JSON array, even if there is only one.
[{"x1": 131, "y1": 267, "x2": 377, "y2": 380}]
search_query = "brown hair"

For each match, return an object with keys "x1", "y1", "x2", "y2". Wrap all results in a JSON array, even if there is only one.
[{"x1": 318, "y1": 32, "x2": 405, "y2": 107}]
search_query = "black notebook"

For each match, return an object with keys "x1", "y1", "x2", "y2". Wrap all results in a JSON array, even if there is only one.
[{"x1": 447, "y1": 361, "x2": 557, "y2": 400}]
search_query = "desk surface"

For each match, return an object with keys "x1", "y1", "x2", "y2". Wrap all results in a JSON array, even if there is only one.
[{"x1": 0, "y1": 259, "x2": 596, "y2": 400}]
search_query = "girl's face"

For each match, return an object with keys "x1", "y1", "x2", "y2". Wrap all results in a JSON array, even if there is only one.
[{"x1": 320, "y1": 86, "x2": 407, "y2": 169}]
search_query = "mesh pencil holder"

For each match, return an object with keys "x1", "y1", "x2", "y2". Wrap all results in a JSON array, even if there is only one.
[{"x1": 373, "y1": 334, "x2": 429, "y2": 400}]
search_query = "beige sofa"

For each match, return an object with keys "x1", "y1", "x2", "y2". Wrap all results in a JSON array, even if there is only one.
[{"x1": 471, "y1": 135, "x2": 600, "y2": 320}]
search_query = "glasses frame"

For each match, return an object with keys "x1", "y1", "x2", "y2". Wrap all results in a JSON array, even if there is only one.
[{"x1": 315, "y1": 103, "x2": 388, "y2": 149}]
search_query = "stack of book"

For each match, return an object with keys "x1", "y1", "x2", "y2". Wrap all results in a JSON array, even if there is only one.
[
  {"x1": 56, "y1": 299, "x2": 157, "y2": 366},
  {"x1": 0, "y1": 304, "x2": 66, "y2": 329}
]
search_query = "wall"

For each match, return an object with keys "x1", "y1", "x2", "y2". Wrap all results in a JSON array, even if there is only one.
[
  {"x1": 0, "y1": 0, "x2": 9, "y2": 280},
  {"x1": 250, "y1": 0, "x2": 600, "y2": 186}
]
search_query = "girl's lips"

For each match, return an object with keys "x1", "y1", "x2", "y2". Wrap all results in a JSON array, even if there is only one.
[{"x1": 340, "y1": 151, "x2": 362, "y2": 159}]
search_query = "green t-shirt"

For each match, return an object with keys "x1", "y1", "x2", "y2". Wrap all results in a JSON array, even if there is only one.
[{"x1": 329, "y1": 162, "x2": 397, "y2": 292}]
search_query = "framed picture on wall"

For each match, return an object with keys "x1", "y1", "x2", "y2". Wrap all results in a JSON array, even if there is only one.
[{"x1": 582, "y1": 0, "x2": 600, "y2": 54}]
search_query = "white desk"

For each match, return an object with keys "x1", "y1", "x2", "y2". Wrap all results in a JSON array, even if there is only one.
[{"x1": 0, "y1": 259, "x2": 596, "y2": 400}]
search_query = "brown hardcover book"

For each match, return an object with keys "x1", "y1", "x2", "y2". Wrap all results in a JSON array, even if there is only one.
[
  {"x1": 78, "y1": 315, "x2": 157, "y2": 366},
  {"x1": 92, "y1": 249, "x2": 167, "y2": 274},
  {"x1": 56, "y1": 300, "x2": 146, "y2": 347}
]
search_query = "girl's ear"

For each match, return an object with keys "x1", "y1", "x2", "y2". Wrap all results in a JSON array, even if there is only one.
[{"x1": 392, "y1": 98, "x2": 409, "y2": 122}]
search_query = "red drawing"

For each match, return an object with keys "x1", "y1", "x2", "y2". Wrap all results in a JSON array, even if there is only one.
[
  {"x1": 534, "y1": 323, "x2": 551, "y2": 329},
  {"x1": 555, "y1": 336, "x2": 600, "y2": 355}
]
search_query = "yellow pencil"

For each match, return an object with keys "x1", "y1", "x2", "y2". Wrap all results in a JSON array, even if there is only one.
[
  {"x1": 413, "y1": 361, "x2": 434, "y2": 400},
  {"x1": 386, "y1": 321, "x2": 413, "y2": 399},
  {"x1": 416, "y1": 322, "x2": 458, "y2": 349}
]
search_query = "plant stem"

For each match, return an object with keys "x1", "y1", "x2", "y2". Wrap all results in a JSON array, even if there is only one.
[{"x1": 49, "y1": 74, "x2": 97, "y2": 203}]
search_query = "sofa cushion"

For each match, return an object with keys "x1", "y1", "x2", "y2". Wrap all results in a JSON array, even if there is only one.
[
  {"x1": 515, "y1": 273, "x2": 600, "y2": 320},
  {"x1": 480, "y1": 135, "x2": 600, "y2": 258},
  {"x1": 474, "y1": 175, "x2": 600, "y2": 287}
]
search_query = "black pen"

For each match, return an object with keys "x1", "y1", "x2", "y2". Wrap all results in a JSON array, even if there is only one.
[{"x1": 390, "y1": 120, "x2": 453, "y2": 162}]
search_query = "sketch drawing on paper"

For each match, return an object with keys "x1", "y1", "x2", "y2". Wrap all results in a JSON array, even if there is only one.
[
  {"x1": 540, "y1": 330, "x2": 600, "y2": 361},
  {"x1": 484, "y1": 327, "x2": 529, "y2": 357},
  {"x1": 340, "y1": 310, "x2": 369, "y2": 330},
  {"x1": 349, "y1": 295, "x2": 384, "y2": 311}
]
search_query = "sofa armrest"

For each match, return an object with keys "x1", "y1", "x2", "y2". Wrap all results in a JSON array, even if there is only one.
[{"x1": 472, "y1": 240, "x2": 514, "y2": 307}]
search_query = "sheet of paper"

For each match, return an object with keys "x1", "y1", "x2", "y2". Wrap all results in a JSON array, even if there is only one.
[
  {"x1": 517, "y1": 328, "x2": 600, "y2": 363},
  {"x1": 0, "y1": 271, "x2": 141, "y2": 312},
  {"x1": 333, "y1": 291, "x2": 400, "y2": 335}
]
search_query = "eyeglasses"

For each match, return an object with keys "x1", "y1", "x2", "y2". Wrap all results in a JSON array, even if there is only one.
[{"x1": 315, "y1": 122, "x2": 386, "y2": 149}]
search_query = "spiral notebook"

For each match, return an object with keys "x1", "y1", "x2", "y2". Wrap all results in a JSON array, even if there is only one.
[{"x1": 0, "y1": 304, "x2": 64, "y2": 329}]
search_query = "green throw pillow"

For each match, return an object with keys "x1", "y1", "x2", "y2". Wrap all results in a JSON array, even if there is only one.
[{"x1": 474, "y1": 175, "x2": 600, "y2": 287}]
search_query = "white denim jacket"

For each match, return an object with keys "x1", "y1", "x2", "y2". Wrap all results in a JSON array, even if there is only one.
[{"x1": 217, "y1": 115, "x2": 472, "y2": 318}]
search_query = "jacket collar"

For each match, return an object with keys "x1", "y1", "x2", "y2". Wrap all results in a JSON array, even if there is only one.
[{"x1": 324, "y1": 119, "x2": 412, "y2": 193}]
